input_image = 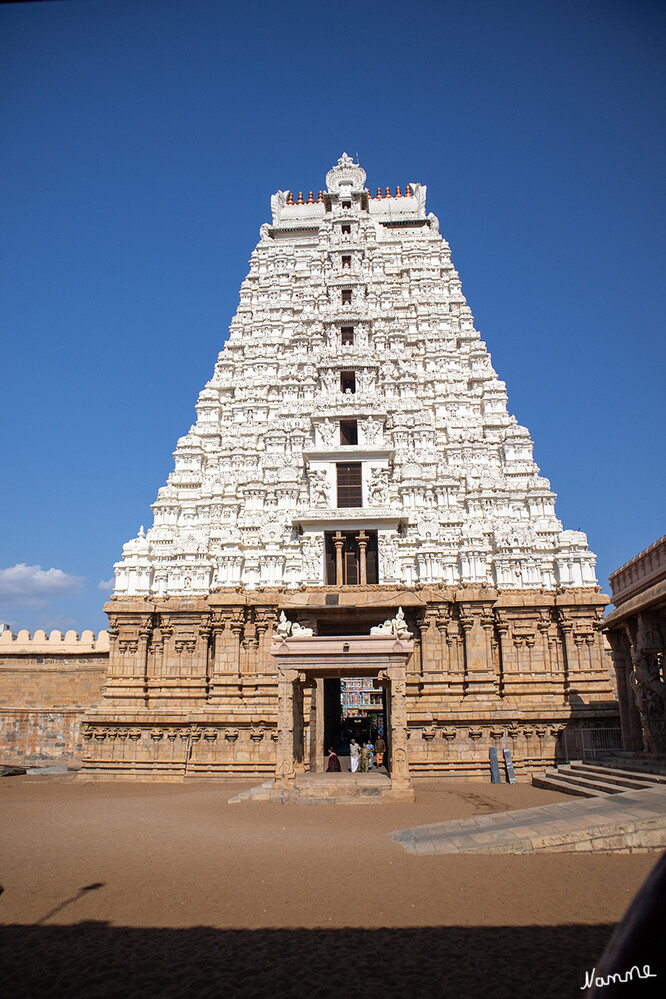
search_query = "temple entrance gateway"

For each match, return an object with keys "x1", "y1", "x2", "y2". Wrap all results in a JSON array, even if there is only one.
[
  {"x1": 270, "y1": 632, "x2": 414, "y2": 801},
  {"x1": 323, "y1": 676, "x2": 387, "y2": 765},
  {"x1": 75, "y1": 155, "x2": 619, "y2": 786}
]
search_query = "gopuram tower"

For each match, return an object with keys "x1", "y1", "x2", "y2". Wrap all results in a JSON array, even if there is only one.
[{"x1": 82, "y1": 154, "x2": 617, "y2": 787}]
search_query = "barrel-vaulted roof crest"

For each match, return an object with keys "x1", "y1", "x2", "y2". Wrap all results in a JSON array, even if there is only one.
[{"x1": 325, "y1": 152, "x2": 366, "y2": 194}]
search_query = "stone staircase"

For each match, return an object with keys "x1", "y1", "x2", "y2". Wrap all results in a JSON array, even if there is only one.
[
  {"x1": 229, "y1": 772, "x2": 413, "y2": 804},
  {"x1": 533, "y1": 760, "x2": 666, "y2": 797}
]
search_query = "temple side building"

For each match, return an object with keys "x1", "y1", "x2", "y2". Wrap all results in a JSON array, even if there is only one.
[
  {"x1": 80, "y1": 155, "x2": 617, "y2": 787},
  {"x1": 603, "y1": 535, "x2": 666, "y2": 755}
]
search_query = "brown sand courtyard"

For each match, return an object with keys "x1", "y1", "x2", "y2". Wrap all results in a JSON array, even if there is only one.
[{"x1": 0, "y1": 775, "x2": 660, "y2": 998}]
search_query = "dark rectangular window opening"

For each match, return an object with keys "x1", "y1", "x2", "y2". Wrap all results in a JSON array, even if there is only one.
[
  {"x1": 341, "y1": 326, "x2": 354, "y2": 345},
  {"x1": 324, "y1": 530, "x2": 378, "y2": 585},
  {"x1": 342, "y1": 255, "x2": 351, "y2": 269},
  {"x1": 340, "y1": 371, "x2": 356, "y2": 394},
  {"x1": 341, "y1": 288, "x2": 352, "y2": 304},
  {"x1": 340, "y1": 420, "x2": 358, "y2": 446},
  {"x1": 342, "y1": 201, "x2": 351, "y2": 209},
  {"x1": 341, "y1": 224, "x2": 351, "y2": 235},
  {"x1": 336, "y1": 462, "x2": 362, "y2": 507}
]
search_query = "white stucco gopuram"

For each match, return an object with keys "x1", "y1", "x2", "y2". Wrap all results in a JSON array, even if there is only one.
[
  {"x1": 82, "y1": 154, "x2": 618, "y2": 786},
  {"x1": 113, "y1": 153, "x2": 597, "y2": 597}
]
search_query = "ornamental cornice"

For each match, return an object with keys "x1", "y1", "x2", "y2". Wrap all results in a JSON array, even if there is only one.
[
  {"x1": 303, "y1": 447, "x2": 394, "y2": 462},
  {"x1": 293, "y1": 509, "x2": 408, "y2": 531}
]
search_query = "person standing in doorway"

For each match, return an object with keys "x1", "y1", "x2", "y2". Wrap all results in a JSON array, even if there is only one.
[
  {"x1": 349, "y1": 738, "x2": 360, "y2": 773},
  {"x1": 374, "y1": 733, "x2": 386, "y2": 769},
  {"x1": 359, "y1": 742, "x2": 371, "y2": 773}
]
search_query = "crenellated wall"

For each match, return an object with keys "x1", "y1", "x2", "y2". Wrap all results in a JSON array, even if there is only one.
[{"x1": 0, "y1": 629, "x2": 109, "y2": 763}]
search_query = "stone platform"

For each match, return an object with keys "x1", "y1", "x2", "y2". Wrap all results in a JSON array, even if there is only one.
[
  {"x1": 229, "y1": 771, "x2": 414, "y2": 805},
  {"x1": 388, "y1": 785, "x2": 666, "y2": 854}
]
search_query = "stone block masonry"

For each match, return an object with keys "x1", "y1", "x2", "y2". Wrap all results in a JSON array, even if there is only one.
[{"x1": 0, "y1": 630, "x2": 108, "y2": 763}]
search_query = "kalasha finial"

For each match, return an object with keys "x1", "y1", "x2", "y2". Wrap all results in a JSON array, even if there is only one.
[
  {"x1": 395, "y1": 185, "x2": 402, "y2": 197},
  {"x1": 286, "y1": 191, "x2": 294, "y2": 205},
  {"x1": 296, "y1": 191, "x2": 304, "y2": 204},
  {"x1": 306, "y1": 191, "x2": 314, "y2": 204},
  {"x1": 376, "y1": 187, "x2": 383, "y2": 199},
  {"x1": 385, "y1": 186, "x2": 391, "y2": 198},
  {"x1": 405, "y1": 184, "x2": 412, "y2": 196},
  {"x1": 317, "y1": 190, "x2": 324, "y2": 203}
]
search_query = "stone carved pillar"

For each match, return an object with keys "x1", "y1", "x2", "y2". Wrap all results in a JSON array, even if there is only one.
[
  {"x1": 419, "y1": 609, "x2": 438, "y2": 666},
  {"x1": 208, "y1": 610, "x2": 243, "y2": 703},
  {"x1": 137, "y1": 626, "x2": 151, "y2": 705},
  {"x1": 558, "y1": 614, "x2": 576, "y2": 698},
  {"x1": 292, "y1": 674, "x2": 306, "y2": 770},
  {"x1": 308, "y1": 678, "x2": 325, "y2": 773},
  {"x1": 630, "y1": 611, "x2": 666, "y2": 753},
  {"x1": 334, "y1": 532, "x2": 345, "y2": 585},
  {"x1": 385, "y1": 668, "x2": 410, "y2": 789},
  {"x1": 274, "y1": 667, "x2": 299, "y2": 786},
  {"x1": 459, "y1": 603, "x2": 496, "y2": 695},
  {"x1": 254, "y1": 606, "x2": 277, "y2": 667},
  {"x1": 607, "y1": 629, "x2": 643, "y2": 751},
  {"x1": 198, "y1": 623, "x2": 212, "y2": 703},
  {"x1": 103, "y1": 616, "x2": 153, "y2": 707},
  {"x1": 494, "y1": 615, "x2": 510, "y2": 692},
  {"x1": 435, "y1": 606, "x2": 450, "y2": 672},
  {"x1": 356, "y1": 531, "x2": 368, "y2": 586},
  {"x1": 537, "y1": 612, "x2": 553, "y2": 674}
]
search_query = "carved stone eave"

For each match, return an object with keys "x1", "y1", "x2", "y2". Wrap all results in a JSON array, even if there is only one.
[
  {"x1": 602, "y1": 577, "x2": 666, "y2": 630},
  {"x1": 293, "y1": 509, "x2": 408, "y2": 532},
  {"x1": 303, "y1": 447, "x2": 395, "y2": 462},
  {"x1": 270, "y1": 634, "x2": 414, "y2": 661}
]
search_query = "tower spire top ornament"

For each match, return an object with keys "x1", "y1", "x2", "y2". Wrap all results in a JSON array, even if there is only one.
[{"x1": 326, "y1": 152, "x2": 366, "y2": 194}]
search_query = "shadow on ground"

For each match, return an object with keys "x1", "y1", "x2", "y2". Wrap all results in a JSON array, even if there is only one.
[{"x1": 0, "y1": 922, "x2": 621, "y2": 998}]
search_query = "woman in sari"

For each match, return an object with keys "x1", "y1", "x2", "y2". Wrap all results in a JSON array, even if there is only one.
[{"x1": 326, "y1": 748, "x2": 341, "y2": 772}]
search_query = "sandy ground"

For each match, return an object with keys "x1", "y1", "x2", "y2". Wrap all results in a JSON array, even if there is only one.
[{"x1": 0, "y1": 775, "x2": 660, "y2": 998}]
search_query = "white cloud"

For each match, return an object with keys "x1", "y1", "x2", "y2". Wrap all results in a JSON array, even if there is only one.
[
  {"x1": 0, "y1": 564, "x2": 85, "y2": 606},
  {"x1": 97, "y1": 578, "x2": 115, "y2": 592}
]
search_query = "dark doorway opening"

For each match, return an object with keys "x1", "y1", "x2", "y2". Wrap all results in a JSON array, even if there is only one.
[
  {"x1": 324, "y1": 530, "x2": 378, "y2": 585},
  {"x1": 340, "y1": 419, "x2": 358, "y2": 445},
  {"x1": 323, "y1": 676, "x2": 388, "y2": 768},
  {"x1": 323, "y1": 678, "x2": 342, "y2": 756}
]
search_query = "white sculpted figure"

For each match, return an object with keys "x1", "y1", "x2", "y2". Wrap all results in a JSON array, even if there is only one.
[
  {"x1": 309, "y1": 469, "x2": 329, "y2": 506},
  {"x1": 369, "y1": 467, "x2": 390, "y2": 505},
  {"x1": 276, "y1": 612, "x2": 313, "y2": 638},
  {"x1": 276, "y1": 611, "x2": 291, "y2": 638},
  {"x1": 370, "y1": 607, "x2": 412, "y2": 639},
  {"x1": 364, "y1": 418, "x2": 381, "y2": 444},
  {"x1": 393, "y1": 606, "x2": 411, "y2": 638},
  {"x1": 370, "y1": 618, "x2": 394, "y2": 636},
  {"x1": 290, "y1": 621, "x2": 314, "y2": 637},
  {"x1": 318, "y1": 418, "x2": 337, "y2": 446}
]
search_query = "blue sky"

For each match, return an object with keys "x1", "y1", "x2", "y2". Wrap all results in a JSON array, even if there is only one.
[{"x1": 1, "y1": 0, "x2": 664, "y2": 633}]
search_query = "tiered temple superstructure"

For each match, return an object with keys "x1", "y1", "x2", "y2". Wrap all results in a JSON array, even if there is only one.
[{"x1": 82, "y1": 155, "x2": 617, "y2": 786}]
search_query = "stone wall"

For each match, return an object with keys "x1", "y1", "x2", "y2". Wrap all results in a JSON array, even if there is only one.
[{"x1": 0, "y1": 630, "x2": 108, "y2": 763}]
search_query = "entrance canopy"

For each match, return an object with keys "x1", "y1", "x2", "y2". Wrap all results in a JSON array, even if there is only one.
[
  {"x1": 270, "y1": 634, "x2": 414, "y2": 791},
  {"x1": 270, "y1": 633, "x2": 413, "y2": 675}
]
